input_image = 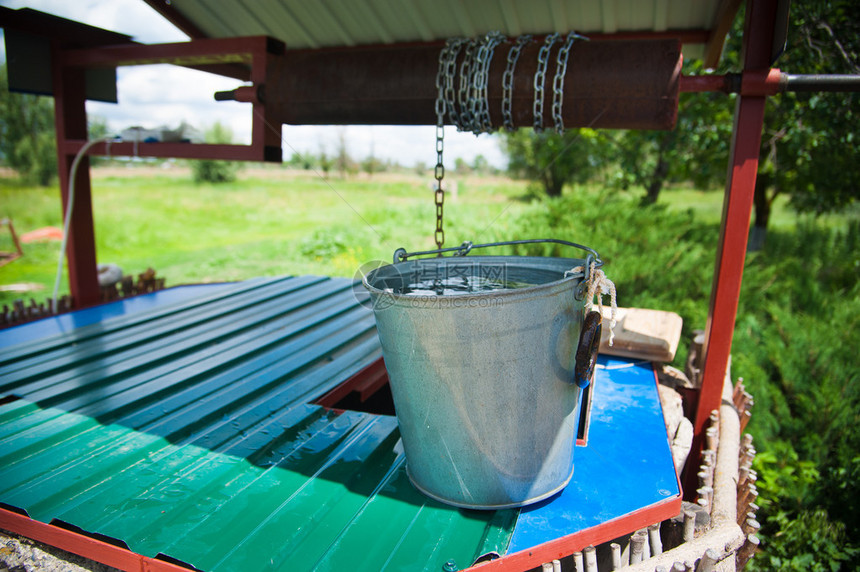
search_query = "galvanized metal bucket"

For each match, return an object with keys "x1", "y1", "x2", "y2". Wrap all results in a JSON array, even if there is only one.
[{"x1": 363, "y1": 239, "x2": 603, "y2": 509}]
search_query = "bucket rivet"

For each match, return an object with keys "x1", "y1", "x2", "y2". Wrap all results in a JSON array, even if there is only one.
[{"x1": 442, "y1": 559, "x2": 459, "y2": 571}]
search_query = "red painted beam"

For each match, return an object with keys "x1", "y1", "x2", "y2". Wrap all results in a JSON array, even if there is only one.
[
  {"x1": 679, "y1": 69, "x2": 783, "y2": 94},
  {"x1": 51, "y1": 41, "x2": 101, "y2": 309},
  {"x1": 685, "y1": 0, "x2": 780, "y2": 498},
  {"x1": 316, "y1": 357, "x2": 388, "y2": 407},
  {"x1": 473, "y1": 497, "x2": 681, "y2": 571},
  {"x1": 62, "y1": 140, "x2": 279, "y2": 162},
  {"x1": 0, "y1": 507, "x2": 195, "y2": 572},
  {"x1": 680, "y1": 74, "x2": 734, "y2": 93},
  {"x1": 59, "y1": 36, "x2": 282, "y2": 74}
]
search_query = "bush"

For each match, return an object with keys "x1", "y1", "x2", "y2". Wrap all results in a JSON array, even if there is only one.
[
  {"x1": 191, "y1": 122, "x2": 239, "y2": 184},
  {"x1": 192, "y1": 159, "x2": 237, "y2": 184},
  {"x1": 1, "y1": 65, "x2": 57, "y2": 186}
]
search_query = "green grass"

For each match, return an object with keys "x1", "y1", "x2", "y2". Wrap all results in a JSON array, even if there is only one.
[
  {"x1": 0, "y1": 167, "x2": 530, "y2": 306},
  {"x1": 659, "y1": 185, "x2": 855, "y2": 230}
]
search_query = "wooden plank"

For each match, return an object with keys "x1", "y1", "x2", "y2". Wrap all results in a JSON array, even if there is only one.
[{"x1": 597, "y1": 307, "x2": 683, "y2": 362}]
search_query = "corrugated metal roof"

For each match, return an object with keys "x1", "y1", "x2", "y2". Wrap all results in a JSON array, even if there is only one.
[
  {"x1": 0, "y1": 276, "x2": 517, "y2": 571},
  {"x1": 149, "y1": 0, "x2": 731, "y2": 59}
]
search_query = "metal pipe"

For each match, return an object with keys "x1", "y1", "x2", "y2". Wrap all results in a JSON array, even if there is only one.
[
  {"x1": 681, "y1": 71, "x2": 860, "y2": 95},
  {"x1": 785, "y1": 74, "x2": 860, "y2": 92}
]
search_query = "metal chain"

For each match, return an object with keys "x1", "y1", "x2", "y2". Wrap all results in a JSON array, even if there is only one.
[
  {"x1": 502, "y1": 35, "x2": 532, "y2": 131},
  {"x1": 434, "y1": 123, "x2": 445, "y2": 249},
  {"x1": 457, "y1": 40, "x2": 478, "y2": 132},
  {"x1": 551, "y1": 32, "x2": 587, "y2": 133},
  {"x1": 469, "y1": 36, "x2": 491, "y2": 131},
  {"x1": 533, "y1": 33, "x2": 560, "y2": 132},
  {"x1": 432, "y1": 31, "x2": 584, "y2": 246},
  {"x1": 442, "y1": 38, "x2": 467, "y2": 127},
  {"x1": 434, "y1": 40, "x2": 458, "y2": 250},
  {"x1": 474, "y1": 32, "x2": 506, "y2": 132}
]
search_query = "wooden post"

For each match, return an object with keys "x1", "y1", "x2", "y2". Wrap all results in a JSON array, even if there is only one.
[{"x1": 51, "y1": 41, "x2": 100, "y2": 308}]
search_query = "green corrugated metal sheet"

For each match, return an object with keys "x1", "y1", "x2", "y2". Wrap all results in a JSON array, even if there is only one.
[{"x1": 0, "y1": 277, "x2": 517, "y2": 571}]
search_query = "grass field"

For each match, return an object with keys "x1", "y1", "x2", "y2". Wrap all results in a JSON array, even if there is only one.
[
  {"x1": 3, "y1": 163, "x2": 848, "y2": 311},
  {"x1": 0, "y1": 165, "x2": 531, "y2": 304}
]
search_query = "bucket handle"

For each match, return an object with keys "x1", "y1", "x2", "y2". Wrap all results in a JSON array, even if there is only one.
[{"x1": 393, "y1": 239, "x2": 602, "y2": 271}]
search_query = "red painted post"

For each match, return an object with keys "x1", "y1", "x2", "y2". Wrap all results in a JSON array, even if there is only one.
[
  {"x1": 52, "y1": 43, "x2": 101, "y2": 308},
  {"x1": 684, "y1": 0, "x2": 779, "y2": 497}
]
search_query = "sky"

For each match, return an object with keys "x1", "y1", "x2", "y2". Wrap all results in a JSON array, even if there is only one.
[{"x1": 0, "y1": 0, "x2": 507, "y2": 168}]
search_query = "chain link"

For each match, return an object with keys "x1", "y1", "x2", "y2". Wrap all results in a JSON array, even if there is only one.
[
  {"x1": 474, "y1": 32, "x2": 506, "y2": 132},
  {"x1": 434, "y1": 123, "x2": 445, "y2": 249},
  {"x1": 469, "y1": 37, "x2": 490, "y2": 131},
  {"x1": 502, "y1": 35, "x2": 532, "y2": 131},
  {"x1": 533, "y1": 33, "x2": 560, "y2": 132},
  {"x1": 551, "y1": 32, "x2": 587, "y2": 133},
  {"x1": 442, "y1": 38, "x2": 467, "y2": 127},
  {"x1": 457, "y1": 40, "x2": 478, "y2": 132},
  {"x1": 434, "y1": 40, "x2": 460, "y2": 250}
]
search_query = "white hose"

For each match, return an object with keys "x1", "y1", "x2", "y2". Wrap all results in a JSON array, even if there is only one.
[{"x1": 52, "y1": 137, "x2": 115, "y2": 314}]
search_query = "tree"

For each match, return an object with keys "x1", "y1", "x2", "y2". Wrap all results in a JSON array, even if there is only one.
[
  {"x1": 607, "y1": 59, "x2": 734, "y2": 205},
  {"x1": 0, "y1": 64, "x2": 57, "y2": 185},
  {"x1": 361, "y1": 142, "x2": 384, "y2": 179},
  {"x1": 318, "y1": 147, "x2": 333, "y2": 178},
  {"x1": 609, "y1": 0, "x2": 857, "y2": 228},
  {"x1": 87, "y1": 115, "x2": 111, "y2": 167},
  {"x1": 471, "y1": 154, "x2": 490, "y2": 174},
  {"x1": 334, "y1": 127, "x2": 355, "y2": 178},
  {"x1": 192, "y1": 122, "x2": 239, "y2": 184},
  {"x1": 712, "y1": 0, "x2": 859, "y2": 248},
  {"x1": 502, "y1": 128, "x2": 608, "y2": 197}
]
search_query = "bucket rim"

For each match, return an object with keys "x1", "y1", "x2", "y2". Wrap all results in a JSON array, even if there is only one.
[{"x1": 361, "y1": 254, "x2": 587, "y2": 301}]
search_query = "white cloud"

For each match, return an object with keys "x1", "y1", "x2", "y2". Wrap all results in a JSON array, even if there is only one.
[
  {"x1": 0, "y1": 0, "x2": 188, "y2": 43},
  {"x1": 2, "y1": 0, "x2": 507, "y2": 168}
]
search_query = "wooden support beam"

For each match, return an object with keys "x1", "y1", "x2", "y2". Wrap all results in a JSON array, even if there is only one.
[
  {"x1": 51, "y1": 41, "x2": 100, "y2": 309},
  {"x1": 703, "y1": 0, "x2": 744, "y2": 69}
]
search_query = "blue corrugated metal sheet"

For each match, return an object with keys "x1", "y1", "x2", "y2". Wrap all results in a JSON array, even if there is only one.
[{"x1": 0, "y1": 277, "x2": 517, "y2": 571}]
